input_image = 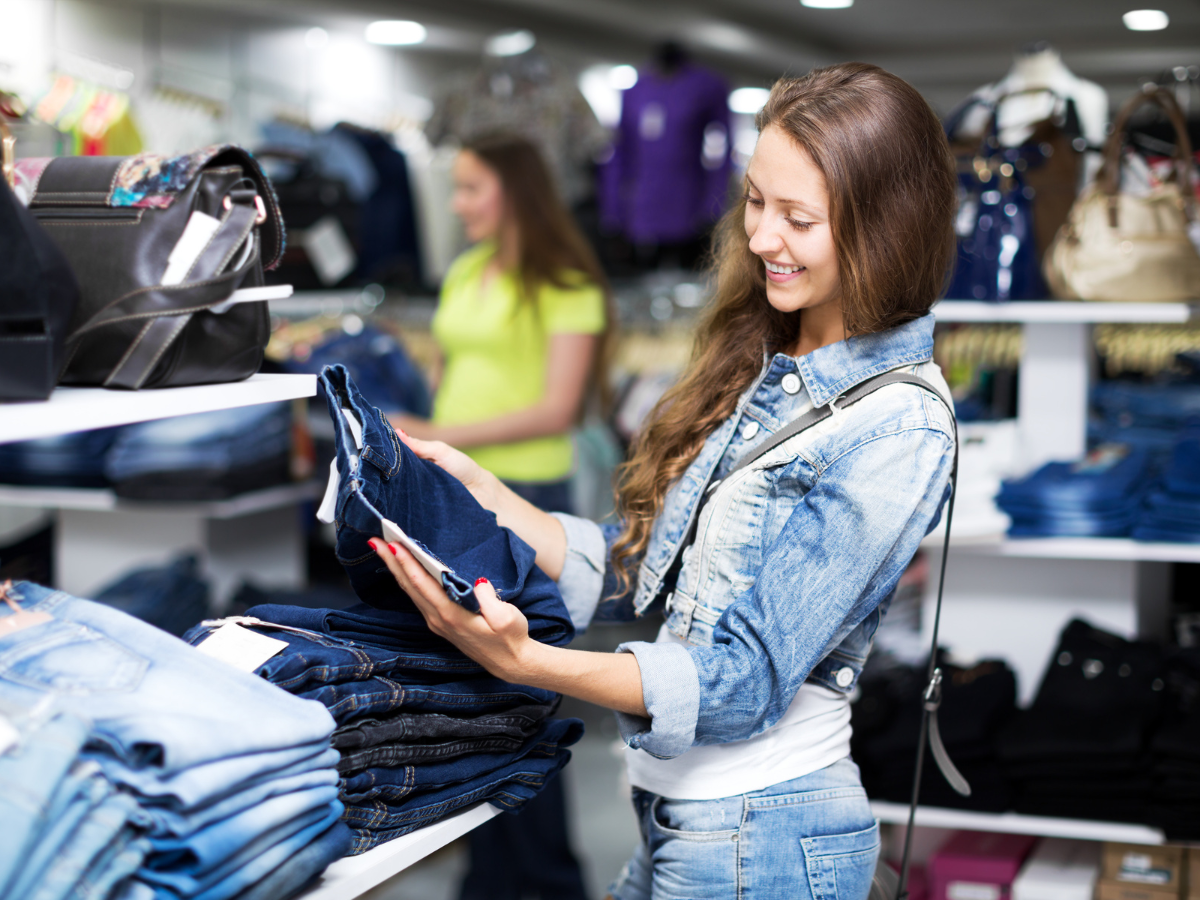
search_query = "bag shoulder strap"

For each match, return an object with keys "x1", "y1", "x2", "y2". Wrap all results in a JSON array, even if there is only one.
[{"x1": 726, "y1": 369, "x2": 952, "y2": 479}]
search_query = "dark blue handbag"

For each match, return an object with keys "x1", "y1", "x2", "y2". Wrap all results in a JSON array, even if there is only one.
[{"x1": 944, "y1": 96, "x2": 1053, "y2": 301}]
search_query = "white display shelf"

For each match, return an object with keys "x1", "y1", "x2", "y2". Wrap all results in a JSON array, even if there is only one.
[
  {"x1": 0, "y1": 374, "x2": 317, "y2": 445},
  {"x1": 0, "y1": 481, "x2": 320, "y2": 519},
  {"x1": 934, "y1": 301, "x2": 1196, "y2": 324},
  {"x1": 298, "y1": 803, "x2": 500, "y2": 900},
  {"x1": 871, "y1": 801, "x2": 1165, "y2": 844},
  {"x1": 926, "y1": 533, "x2": 1200, "y2": 564}
]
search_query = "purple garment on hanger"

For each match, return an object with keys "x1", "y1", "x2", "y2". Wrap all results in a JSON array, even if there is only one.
[{"x1": 600, "y1": 63, "x2": 733, "y2": 244}]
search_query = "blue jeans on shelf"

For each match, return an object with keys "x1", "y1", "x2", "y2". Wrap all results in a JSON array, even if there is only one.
[
  {"x1": 318, "y1": 364, "x2": 574, "y2": 646},
  {"x1": 212, "y1": 822, "x2": 352, "y2": 900},
  {"x1": 0, "y1": 582, "x2": 335, "y2": 798},
  {"x1": 183, "y1": 616, "x2": 486, "y2": 691},
  {"x1": 0, "y1": 427, "x2": 124, "y2": 488},
  {"x1": 341, "y1": 720, "x2": 582, "y2": 854},
  {"x1": 0, "y1": 696, "x2": 91, "y2": 896},
  {"x1": 609, "y1": 758, "x2": 879, "y2": 900},
  {"x1": 95, "y1": 557, "x2": 210, "y2": 639},
  {"x1": 339, "y1": 717, "x2": 583, "y2": 805}
]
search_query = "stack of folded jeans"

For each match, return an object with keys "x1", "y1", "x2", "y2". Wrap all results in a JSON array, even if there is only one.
[
  {"x1": 1133, "y1": 426, "x2": 1200, "y2": 542},
  {"x1": 852, "y1": 653, "x2": 1017, "y2": 812},
  {"x1": 281, "y1": 324, "x2": 431, "y2": 417},
  {"x1": 0, "y1": 581, "x2": 350, "y2": 900},
  {"x1": 1147, "y1": 648, "x2": 1200, "y2": 841},
  {"x1": 183, "y1": 608, "x2": 582, "y2": 855},
  {"x1": 94, "y1": 555, "x2": 210, "y2": 637},
  {"x1": 104, "y1": 403, "x2": 293, "y2": 501},
  {"x1": 997, "y1": 619, "x2": 1165, "y2": 824},
  {"x1": 996, "y1": 445, "x2": 1153, "y2": 537},
  {"x1": 1091, "y1": 380, "x2": 1200, "y2": 458},
  {"x1": 0, "y1": 427, "x2": 125, "y2": 487}
]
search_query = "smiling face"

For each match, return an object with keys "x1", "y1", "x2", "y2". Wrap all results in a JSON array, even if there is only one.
[
  {"x1": 451, "y1": 149, "x2": 507, "y2": 244},
  {"x1": 744, "y1": 125, "x2": 842, "y2": 319}
]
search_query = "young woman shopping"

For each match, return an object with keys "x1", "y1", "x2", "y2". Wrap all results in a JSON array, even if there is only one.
[
  {"x1": 392, "y1": 131, "x2": 611, "y2": 516},
  {"x1": 372, "y1": 62, "x2": 958, "y2": 900}
]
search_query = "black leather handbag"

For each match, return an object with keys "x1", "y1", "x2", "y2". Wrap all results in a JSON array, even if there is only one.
[
  {"x1": 0, "y1": 119, "x2": 80, "y2": 401},
  {"x1": 17, "y1": 144, "x2": 285, "y2": 389}
]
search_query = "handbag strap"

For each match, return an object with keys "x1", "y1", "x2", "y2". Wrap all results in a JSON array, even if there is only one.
[
  {"x1": 1100, "y1": 86, "x2": 1197, "y2": 224},
  {"x1": 64, "y1": 195, "x2": 259, "y2": 389},
  {"x1": 721, "y1": 370, "x2": 965, "y2": 900}
]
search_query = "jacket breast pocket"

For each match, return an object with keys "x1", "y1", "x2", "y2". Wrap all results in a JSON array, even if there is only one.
[{"x1": 0, "y1": 620, "x2": 148, "y2": 695}]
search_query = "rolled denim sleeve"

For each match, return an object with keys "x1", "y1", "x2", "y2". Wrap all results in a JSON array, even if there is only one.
[
  {"x1": 613, "y1": 639, "x2": 700, "y2": 759},
  {"x1": 549, "y1": 513, "x2": 607, "y2": 632}
]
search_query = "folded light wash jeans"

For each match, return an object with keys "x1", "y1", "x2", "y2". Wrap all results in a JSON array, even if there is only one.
[
  {"x1": 0, "y1": 583, "x2": 335, "y2": 808},
  {"x1": 609, "y1": 757, "x2": 879, "y2": 900}
]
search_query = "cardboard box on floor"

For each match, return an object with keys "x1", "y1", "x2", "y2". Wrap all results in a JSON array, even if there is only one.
[{"x1": 1096, "y1": 843, "x2": 1185, "y2": 900}]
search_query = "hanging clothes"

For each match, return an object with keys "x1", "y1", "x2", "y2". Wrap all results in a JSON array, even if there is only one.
[
  {"x1": 33, "y1": 75, "x2": 142, "y2": 157},
  {"x1": 335, "y1": 123, "x2": 424, "y2": 287},
  {"x1": 425, "y1": 52, "x2": 609, "y2": 206},
  {"x1": 599, "y1": 61, "x2": 732, "y2": 246}
]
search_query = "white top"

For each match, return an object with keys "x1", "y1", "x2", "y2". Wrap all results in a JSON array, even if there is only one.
[{"x1": 624, "y1": 625, "x2": 852, "y2": 800}]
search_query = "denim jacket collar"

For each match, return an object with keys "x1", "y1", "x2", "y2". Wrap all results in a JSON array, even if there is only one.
[{"x1": 793, "y1": 313, "x2": 936, "y2": 408}]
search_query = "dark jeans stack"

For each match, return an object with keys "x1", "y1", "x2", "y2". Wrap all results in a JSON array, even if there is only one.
[
  {"x1": 851, "y1": 653, "x2": 1017, "y2": 812},
  {"x1": 1133, "y1": 427, "x2": 1200, "y2": 542},
  {"x1": 0, "y1": 582, "x2": 349, "y2": 900},
  {"x1": 1090, "y1": 380, "x2": 1200, "y2": 458},
  {"x1": 1147, "y1": 648, "x2": 1200, "y2": 840},
  {"x1": 997, "y1": 619, "x2": 1165, "y2": 823},
  {"x1": 185, "y1": 607, "x2": 582, "y2": 855},
  {"x1": 996, "y1": 445, "x2": 1152, "y2": 537},
  {"x1": 0, "y1": 404, "x2": 294, "y2": 501}
]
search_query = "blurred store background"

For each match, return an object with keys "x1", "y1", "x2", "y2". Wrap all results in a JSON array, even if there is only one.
[{"x1": 4, "y1": 1, "x2": 1200, "y2": 898}]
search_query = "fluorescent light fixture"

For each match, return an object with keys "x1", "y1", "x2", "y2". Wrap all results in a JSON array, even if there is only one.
[
  {"x1": 608, "y1": 64, "x2": 638, "y2": 90},
  {"x1": 365, "y1": 20, "x2": 426, "y2": 46},
  {"x1": 801, "y1": 0, "x2": 854, "y2": 8},
  {"x1": 304, "y1": 27, "x2": 329, "y2": 49},
  {"x1": 485, "y1": 29, "x2": 536, "y2": 57},
  {"x1": 729, "y1": 87, "x2": 771, "y2": 114},
  {"x1": 1122, "y1": 8, "x2": 1168, "y2": 29}
]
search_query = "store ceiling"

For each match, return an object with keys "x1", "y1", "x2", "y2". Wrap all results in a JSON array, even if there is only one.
[{"x1": 163, "y1": 0, "x2": 1200, "y2": 109}]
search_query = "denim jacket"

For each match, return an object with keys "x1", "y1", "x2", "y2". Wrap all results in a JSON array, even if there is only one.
[{"x1": 553, "y1": 313, "x2": 955, "y2": 759}]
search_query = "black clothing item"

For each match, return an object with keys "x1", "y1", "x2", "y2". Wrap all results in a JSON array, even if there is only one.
[
  {"x1": 333, "y1": 704, "x2": 555, "y2": 752},
  {"x1": 852, "y1": 653, "x2": 1017, "y2": 812}
]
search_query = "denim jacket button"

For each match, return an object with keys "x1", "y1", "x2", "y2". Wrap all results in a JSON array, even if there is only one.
[
  {"x1": 781, "y1": 373, "x2": 802, "y2": 395},
  {"x1": 835, "y1": 666, "x2": 855, "y2": 688},
  {"x1": 741, "y1": 421, "x2": 760, "y2": 441}
]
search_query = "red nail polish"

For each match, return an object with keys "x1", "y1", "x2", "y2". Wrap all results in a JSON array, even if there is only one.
[
  {"x1": 368, "y1": 538, "x2": 379, "y2": 550},
  {"x1": 474, "y1": 577, "x2": 488, "y2": 586},
  {"x1": 389, "y1": 543, "x2": 400, "y2": 556}
]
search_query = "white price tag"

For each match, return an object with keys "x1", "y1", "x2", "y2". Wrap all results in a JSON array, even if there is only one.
[{"x1": 194, "y1": 622, "x2": 288, "y2": 673}]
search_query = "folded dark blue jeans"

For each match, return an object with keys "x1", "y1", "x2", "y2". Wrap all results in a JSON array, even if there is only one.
[
  {"x1": 997, "y1": 446, "x2": 1152, "y2": 512},
  {"x1": 340, "y1": 717, "x2": 583, "y2": 806},
  {"x1": 318, "y1": 364, "x2": 573, "y2": 646},
  {"x1": 341, "y1": 719, "x2": 583, "y2": 854},
  {"x1": 332, "y1": 703, "x2": 556, "y2": 753}
]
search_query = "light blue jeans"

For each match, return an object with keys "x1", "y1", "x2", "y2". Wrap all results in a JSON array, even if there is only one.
[{"x1": 609, "y1": 758, "x2": 879, "y2": 900}]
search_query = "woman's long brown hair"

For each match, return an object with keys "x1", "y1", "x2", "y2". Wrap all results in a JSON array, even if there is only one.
[
  {"x1": 463, "y1": 132, "x2": 616, "y2": 414},
  {"x1": 608, "y1": 62, "x2": 958, "y2": 594}
]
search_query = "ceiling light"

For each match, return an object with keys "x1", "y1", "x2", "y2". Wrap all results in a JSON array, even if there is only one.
[
  {"x1": 1122, "y1": 9, "x2": 1169, "y2": 30},
  {"x1": 729, "y1": 87, "x2": 771, "y2": 114},
  {"x1": 608, "y1": 64, "x2": 638, "y2": 90},
  {"x1": 801, "y1": 0, "x2": 854, "y2": 8},
  {"x1": 485, "y1": 29, "x2": 536, "y2": 57},
  {"x1": 365, "y1": 20, "x2": 426, "y2": 46},
  {"x1": 304, "y1": 27, "x2": 329, "y2": 49}
]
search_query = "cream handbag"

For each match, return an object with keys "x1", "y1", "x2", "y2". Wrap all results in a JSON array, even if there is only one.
[{"x1": 1045, "y1": 87, "x2": 1200, "y2": 302}]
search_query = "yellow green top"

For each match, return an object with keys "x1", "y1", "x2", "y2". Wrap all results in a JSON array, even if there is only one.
[{"x1": 431, "y1": 241, "x2": 607, "y2": 482}]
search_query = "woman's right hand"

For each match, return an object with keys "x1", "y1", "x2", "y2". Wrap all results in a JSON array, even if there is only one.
[{"x1": 395, "y1": 428, "x2": 498, "y2": 507}]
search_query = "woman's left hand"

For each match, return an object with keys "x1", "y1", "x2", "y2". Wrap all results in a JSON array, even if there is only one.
[{"x1": 368, "y1": 538, "x2": 532, "y2": 682}]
